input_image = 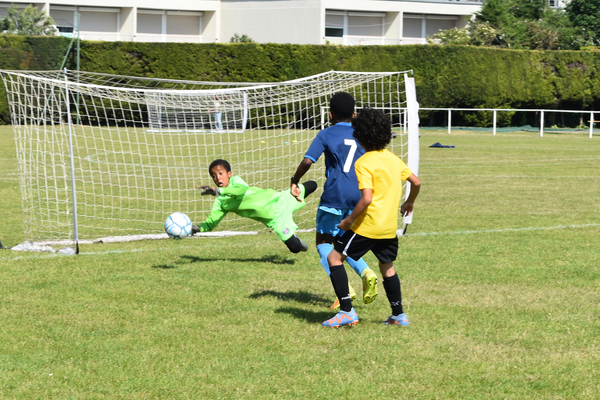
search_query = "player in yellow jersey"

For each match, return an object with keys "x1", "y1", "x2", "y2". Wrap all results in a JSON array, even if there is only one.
[{"x1": 322, "y1": 108, "x2": 421, "y2": 328}]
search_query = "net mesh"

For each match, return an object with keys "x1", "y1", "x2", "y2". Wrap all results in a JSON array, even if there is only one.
[{"x1": 0, "y1": 69, "x2": 418, "y2": 244}]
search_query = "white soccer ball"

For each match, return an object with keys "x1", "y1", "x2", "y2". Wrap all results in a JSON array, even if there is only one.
[{"x1": 165, "y1": 212, "x2": 192, "y2": 239}]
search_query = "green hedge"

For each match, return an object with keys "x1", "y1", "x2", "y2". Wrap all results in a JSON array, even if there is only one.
[
  {"x1": 0, "y1": 35, "x2": 71, "y2": 124},
  {"x1": 2, "y1": 38, "x2": 600, "y2": 125}
]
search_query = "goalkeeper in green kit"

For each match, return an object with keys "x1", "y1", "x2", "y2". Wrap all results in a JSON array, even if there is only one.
[{"x1": 191, "y1": 159, "x2": 318, "y2": 253}]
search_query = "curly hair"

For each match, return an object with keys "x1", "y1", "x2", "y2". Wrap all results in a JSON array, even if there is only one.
[
  {"x1": 352, "y1": 108, "x2": 392, "y2": 151},
  {"x1": 329, "y1": 92, "x2": 355, "y2": 120},
  {"x1": 209, "y1": 159, "x2": 231, "y2": 173}
]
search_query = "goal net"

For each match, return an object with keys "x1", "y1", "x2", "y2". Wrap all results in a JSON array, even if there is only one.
[{"x1": 0, "y1": 69, "x2": 420, "y2": 251}]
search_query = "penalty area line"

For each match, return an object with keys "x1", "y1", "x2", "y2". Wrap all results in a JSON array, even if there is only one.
[
  {"x1": 0, "y1": 246, "x2": 165, "y2": 262},
  {"x1": 4, "y1": 224, "x2": 598, "y2": 261},
  {"x1": 0, "y1": 240, "x2": 248, "y2": 261},
  {"x1": 404, "y1": 223, "x2": 600, "y2": 237}
]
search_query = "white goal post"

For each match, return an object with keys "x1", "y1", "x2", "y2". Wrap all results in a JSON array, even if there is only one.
[{"x1": 0, "y1": 69, "x2": 420, "y2": 251}]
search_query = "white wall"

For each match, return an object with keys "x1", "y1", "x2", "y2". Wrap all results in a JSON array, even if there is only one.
[
  {"x1": 220, "y1": 0, "x2": 322, "y2": 44},
  {"x1": 1, "y1": 0, "x2": 481, "y2": 45}
]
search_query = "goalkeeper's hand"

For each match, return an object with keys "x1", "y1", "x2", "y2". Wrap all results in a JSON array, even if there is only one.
[
  {"x1": 290, "y1": 183, "x2": 303, "y2": 202},
  {"x1": 199, "y1": 185, "x2": 220, "y2": 196}
]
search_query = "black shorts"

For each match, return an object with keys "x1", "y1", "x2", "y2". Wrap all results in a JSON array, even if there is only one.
[{"x1": 334, "y1": 230, "x2": 398, "y2": 264}]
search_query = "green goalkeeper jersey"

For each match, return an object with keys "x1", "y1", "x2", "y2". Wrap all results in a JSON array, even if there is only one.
[{"x1": 199, "y1": 176, "x2": 306, "y2": 238}]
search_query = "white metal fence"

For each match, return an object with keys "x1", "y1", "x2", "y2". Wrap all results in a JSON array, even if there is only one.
[{"x1": 419, "y1": 108, "x2": 597, "y2": 138}]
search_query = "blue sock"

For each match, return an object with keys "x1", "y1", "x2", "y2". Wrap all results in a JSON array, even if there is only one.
[
  {"x1": 346, "y1": 256, "x2": 369, "y2": 277},
  {"x1": 317, "y1": 243, "x2": 333, "y2": 276}
]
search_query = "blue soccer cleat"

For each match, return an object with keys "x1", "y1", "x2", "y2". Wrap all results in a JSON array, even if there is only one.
[
  {"x1": 382, "y1": 313, "x2": 409, "y2": 326},
  {"x1": 322, "y1": 308, "x2": 359, "y2": 328}
]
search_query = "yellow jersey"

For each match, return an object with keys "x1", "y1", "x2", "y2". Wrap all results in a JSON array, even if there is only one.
[{"x1": 352, "y1": 149, "x2": 412, "y2": 239}]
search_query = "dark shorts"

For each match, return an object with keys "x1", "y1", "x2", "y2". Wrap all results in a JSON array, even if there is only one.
[{"x1": 333, "y1": 230, "x2": 398, "y2": 264}]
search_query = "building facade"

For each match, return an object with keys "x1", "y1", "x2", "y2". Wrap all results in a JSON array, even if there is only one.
[{"x1": 1, "y1": 0, "x2": 483, "y2": 45}]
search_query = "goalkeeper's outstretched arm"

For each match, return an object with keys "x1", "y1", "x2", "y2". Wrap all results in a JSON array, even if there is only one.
[{"x1": 193, "y1": 195, "x2": 228, "y2": 234}]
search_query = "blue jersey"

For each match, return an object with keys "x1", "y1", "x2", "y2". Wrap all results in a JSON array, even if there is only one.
[{"x1": 305, "y1": 122, "x2": 365, "y2": 209}]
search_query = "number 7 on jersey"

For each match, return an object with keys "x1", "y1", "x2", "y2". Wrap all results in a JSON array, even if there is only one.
[{"x1": 343, "y1": 139, "x2": 358, "y2": 173}]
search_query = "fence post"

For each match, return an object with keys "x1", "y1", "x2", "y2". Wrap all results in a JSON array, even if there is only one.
[
  {"x1": 493, "y1": 109, "x2": 497, "y2": 136},
  {"x1": 540, "y1": 110, "x2": 544, "y2": 137},
  {"x1": 590, "y1": 111, "x2": 594, "y2": 139},
  {"x1": 448, "y1": 109, "x2": 451, "y2": 134}
]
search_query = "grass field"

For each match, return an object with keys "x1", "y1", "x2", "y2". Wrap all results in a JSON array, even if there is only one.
[{"x1": 1, "y1": 125, "x2": 599, "y2": 399}]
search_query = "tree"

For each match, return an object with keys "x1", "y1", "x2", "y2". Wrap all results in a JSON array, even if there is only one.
[
  {"x1": 473, "y1": 0, "x2": 548, "y2": 48},
  {"x1": 430, "y1": 0, "x2": 589, "y2": 50},
  {"x1": 475, "y1": 0, "x2": 514, "y2": 28},
  {"x1": 566, "y1": 0, "x2": 600, "y2": 45},
  {"x1": 230, "y1": 33, "x2": 254, "y2": 43},
  {"x1": 511, "y1": 0, "x2": 547, "y2": 21},
  {"x1": 1, "y1": 4, "x2": 56, "y2": 36}
]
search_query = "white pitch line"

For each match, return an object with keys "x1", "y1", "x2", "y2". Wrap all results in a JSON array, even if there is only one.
[
  {"x1": 2, "y1": 223, "x2": 599, "y2": 261},
  {"x1": 405, "y1": 223, "x2": 600, "y2": 237},
  {"x1": 0, "y1": 246, "x2": 164, "y2": 262},
  {"x1": 424, "y1": 174, "x2": 600, "y2": 179},
  {"x1": 0, "y1": 239, "x2": 240, "y2": 261},
  {"x1": 422, "y1": 156, "x2": 600, "y2": 165},
  {"x1": 423, "y1": 161, "x2": 600, "y2": 169}
]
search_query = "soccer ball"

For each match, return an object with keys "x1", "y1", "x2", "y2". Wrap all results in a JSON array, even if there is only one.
[{"x1": 165, "y1": 212, "x2": 192, "y2": 239}]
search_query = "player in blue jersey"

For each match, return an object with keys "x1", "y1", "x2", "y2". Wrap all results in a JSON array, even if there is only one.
[{"x1": 290, "y1": 92, "x2": 378, "y2": 309}]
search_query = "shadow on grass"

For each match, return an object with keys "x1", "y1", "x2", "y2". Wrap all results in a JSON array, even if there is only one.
[
  {"x1": 250, "y1": 289, "x2": 331, "y2": 308},
  {"x1": 150, "y1": 254, "x2": 295, "y2": 269},
  {"x1": 274, "y1": 307, "x2": 333, "y2": 323},
  {"x1": 180, "y1": 254, "x2": 295, "y2": 265}
]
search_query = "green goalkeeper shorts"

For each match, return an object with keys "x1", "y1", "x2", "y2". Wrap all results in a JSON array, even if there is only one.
[{"x1": 269, "y1": 183, "x2": 307, "y2": 242}]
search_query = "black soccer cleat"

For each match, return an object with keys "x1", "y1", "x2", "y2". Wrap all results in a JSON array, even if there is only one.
[
  {"x1": 191, "y1": 225, "x2": 200, "y2": 235},
  {"x1": 300, "y1": 241, "x2": 309, "y2": 252}
]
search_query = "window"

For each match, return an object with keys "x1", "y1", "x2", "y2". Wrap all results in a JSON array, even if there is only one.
[
  {"x1": 426, "y1": 18, "x2": 456, "y2": 38},
  {"x1": 138, "y1": 12, "x2": 162, "y2": 35},
  {"x1": 348, "y1": 15, "x2": 382, "y2": 37},
  {"x1": 325, "y1": 13, "x2": 344, "y2": 38},
  {"x1": 325, "y1": 27, "x2": 343, "y2": 37},
  {"x1": 50, "y1": 8, "x2": 75, "y2": 37}
]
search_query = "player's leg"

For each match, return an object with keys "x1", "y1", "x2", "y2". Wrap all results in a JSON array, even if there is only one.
[
  {"x1": 322, "y1": 246, "x2": 358, "y2": 327},
  {"x1": 322, "y1": 231, "x2": 375, "y2": 327},
  {"x1": 273, "y1": 185, "x2": 310, "y2": 253},
  {"x1": 302, "y1": 180, "x2": 317, "y2": 198},
  {"x1": 315, "y1": 232, "x2": 334, "y2": 275},
  {"x1": 315, "y1": 212, "x2": 357, "y2": 309},
  {"x1": 373, "y1": 238, "x2": 409, "y2": 326},
  {"x1": 336, "y1": 209, "x2": 376, "y2": 281},
  {"x1": 340, "y1": 207, "x2": 378, "y2": 303},
  {"x1": 284, "y1": 234, "x2": 308, "y2": 253},
  {"x1": 316, "y1": 209, "x2": 376, "y2": 308},
  {"x1": 318, "y1": 233, "x2": 359, "y2": 310},
  {"x1": 315, "y1": 210, "x2": 338, "y2": 274},
  {"x1": 360, "y1": 265, "x2": 378, "y2": 305},
  {"x1": 316, "y1": 210, "x2": 369, "y2": 276}
]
